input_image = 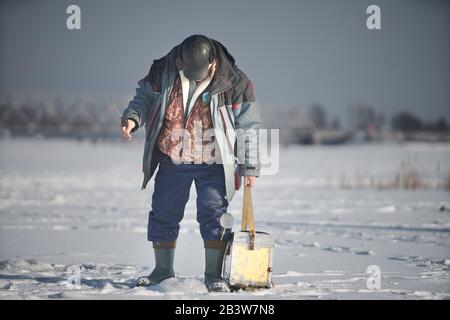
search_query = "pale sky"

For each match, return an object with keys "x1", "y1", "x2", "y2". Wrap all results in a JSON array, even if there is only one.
[{"x1": 0, "y1": 0, "x2": 448, "y2": 123}]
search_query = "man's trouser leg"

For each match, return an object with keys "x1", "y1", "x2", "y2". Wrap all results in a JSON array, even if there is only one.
[
  {"x1": 194, "y1": 163, "x2": 230, "y2": 241},
  {"x1": 194, "y1": 163, "x2": 230, "y2": 292},
  {"x1": 147, "y1": 155, "x2": 193, "y2": 242},
  {"x1": 137, "y1": 153, "x2": 193, "y2": 287}
]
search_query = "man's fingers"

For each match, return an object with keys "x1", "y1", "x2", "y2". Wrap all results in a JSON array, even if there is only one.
[
  {"x1": 121, "y1": 126, "x2": 132, "y2": 140},
  {"x1": 127, "y1": 119, "x2": 136, "y2": 131},
  {"x1": 244, "y1": 176, "x2": 256, "y2": 187}
]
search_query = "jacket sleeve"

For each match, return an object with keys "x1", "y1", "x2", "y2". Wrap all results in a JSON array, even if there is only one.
[
  {"x1": 121, "y1": 71, "x2": 157, "y2": 133},
  {"x1": 232, "y1": 72, "x2": 261, "y2": 177}
]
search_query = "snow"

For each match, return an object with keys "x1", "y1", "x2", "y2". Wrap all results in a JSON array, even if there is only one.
[{"x1": 0, "y1": 138, "x2": 449, "y2": 299}]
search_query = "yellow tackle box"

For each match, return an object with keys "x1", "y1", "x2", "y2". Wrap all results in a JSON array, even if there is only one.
[{"x1": 222, "y1": 185, "x2": 275, "y2": 289}]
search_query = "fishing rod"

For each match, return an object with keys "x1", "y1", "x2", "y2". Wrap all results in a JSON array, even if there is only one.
[
  {"x1": 108, "y1": 96, "x2": 131, "y2": 129},
  {"x1": 108, "y1": 96, "x2": 123, "y2": 118}
]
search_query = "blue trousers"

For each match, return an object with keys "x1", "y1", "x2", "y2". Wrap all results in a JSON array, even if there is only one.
[{"x1": 147, "y1": 148, "x2": 231, "y2": 242}]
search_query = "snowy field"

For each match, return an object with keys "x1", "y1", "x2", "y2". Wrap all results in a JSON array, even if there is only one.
[{"x1": 0, "y1": 137, "x2": 449, "y2": 300}]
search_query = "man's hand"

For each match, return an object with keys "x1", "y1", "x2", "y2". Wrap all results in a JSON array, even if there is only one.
[
  {"x1": 244, "y1": 176, "x2": 257, "y2": 188},
  {"x1": 121, "y1": 119, "x2": 136, "y2": 141}
]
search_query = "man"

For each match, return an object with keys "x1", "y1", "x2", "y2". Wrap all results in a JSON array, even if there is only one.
[{"x1": 121, "y1": 35, "x2": 261, "y2": 292}]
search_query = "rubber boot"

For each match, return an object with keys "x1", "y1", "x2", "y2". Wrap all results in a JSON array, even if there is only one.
[
  {"x1": 204, "y1": 240, "x2": 230, "y2": 292},
  {"x1": 135, "y1": 241, "x2": 176, "y2": 287}
]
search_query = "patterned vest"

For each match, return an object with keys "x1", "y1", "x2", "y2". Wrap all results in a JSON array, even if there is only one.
[{"x1": 156, "y1": 74, "x2": 216, "y2": 163}]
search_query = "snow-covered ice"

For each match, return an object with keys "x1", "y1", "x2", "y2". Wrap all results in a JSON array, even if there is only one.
[{"x1": 0, "y1": 138, "x2": 449, "y2": 299}]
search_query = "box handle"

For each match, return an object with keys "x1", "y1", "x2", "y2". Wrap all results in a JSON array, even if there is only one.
[{"x1": 241, "y1": 185, "x2": 256, "y2": 250}]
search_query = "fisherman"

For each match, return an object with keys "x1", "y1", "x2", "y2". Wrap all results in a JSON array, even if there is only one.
[{"x1": 121, "y1": 35, "x2": 261, "y2": 292}]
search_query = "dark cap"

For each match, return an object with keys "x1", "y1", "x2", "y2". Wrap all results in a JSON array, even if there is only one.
[{"x1": 181, "y1": 35, "x2": 215, "y2": 81}]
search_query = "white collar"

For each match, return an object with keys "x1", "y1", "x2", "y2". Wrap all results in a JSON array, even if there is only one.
[{"x1": 179, "y1": 69, "x2": 213, "y2": 116}]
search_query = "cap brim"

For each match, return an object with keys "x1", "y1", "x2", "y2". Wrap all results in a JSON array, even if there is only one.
[{"x1": 183, "y1": 66, "x2": 209, "y2": 81}]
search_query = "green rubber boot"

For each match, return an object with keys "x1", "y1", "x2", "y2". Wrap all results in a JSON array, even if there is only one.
[
  {"x1": 204, "y1": 240, "x2": 230, "y2": 292},
  {"x1": 135, "y1": 242, "x2": 176, "y2": 287}
]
